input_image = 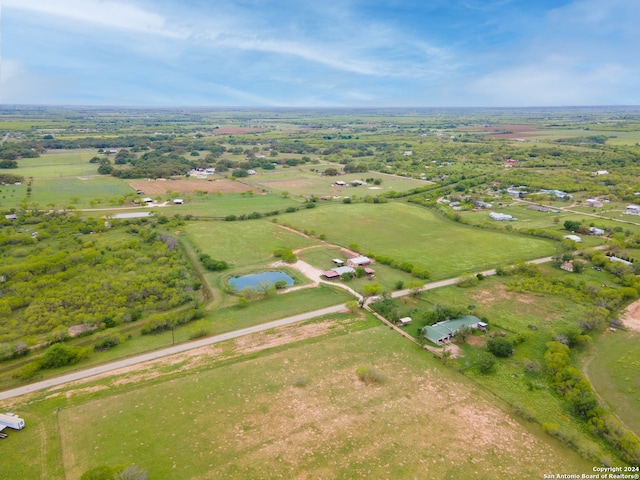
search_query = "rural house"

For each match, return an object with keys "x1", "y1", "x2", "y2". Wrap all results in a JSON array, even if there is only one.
[
  {"x1": 421, "y1": 315, "x2": 487, "y2": 345},
  {"x1": 322, "y1": 266, "x2": 356, "y2": 279}
]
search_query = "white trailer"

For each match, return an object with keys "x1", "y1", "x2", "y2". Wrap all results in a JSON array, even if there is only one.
[
  {"x1": 397, "y1": 317, "x2": 412, "y2": 326},
  {"x1": 0, "y1": 413, "x2": 25, "y2": 430}
]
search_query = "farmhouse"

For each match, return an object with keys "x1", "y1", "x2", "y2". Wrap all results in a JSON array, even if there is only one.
[
  {"x1": 322, "y1": 266, "x2": 356, "y2": 279},
  {"x1": 397, "y1": 317, "x2": 412, "y2": 326},
  {"x1": 334, "y1": 181, "x2": 346, "y2": 186},
  {"x1": 172, "y1": 199, "x2": 184, "y2": 204},
  {"x1": 347, "y1": 256, "x2": 371, "y2": 268},
  {"x1": 421, "y1": 316, "x2": 487, "y2": 345},
  {"x1": 594, "y1": 170, "x2": 609, "y2": 175},
  {"x1": 589, "y1": 227, "x2": 605, "y2": 235}
]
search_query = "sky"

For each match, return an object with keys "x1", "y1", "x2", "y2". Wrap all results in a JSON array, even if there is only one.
[{"x1": 0, "y1": 0, "x2": 638, "y2": 107}]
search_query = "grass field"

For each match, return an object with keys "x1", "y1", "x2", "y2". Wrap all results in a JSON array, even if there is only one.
[
  {"x1": 244, "y1": 165, "x2": 427, "y2": 198},
  {"x1": 13, "y1": 149, "x2": 100, "y2": 178},
  {"x1": 184, "y1": 220, "x2": 319, "y2": 270},
  {"x1": 380, "y1": 276, "x2": 623, "y2": 461},
  {"x1": 282, "y1": 202, "x2": 556, "y2": 279},
  {"x1": 1, "y1": 316, "x2": 595, "y2": 479},
  {"x1": 587, "y1": 330, "x2": 640, "y2": 436}
]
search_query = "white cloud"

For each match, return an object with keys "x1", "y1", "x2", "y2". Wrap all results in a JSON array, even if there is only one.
[
  {"x1": 469, "y1": 61, "x2": 633, "y2": 106},
  {"x1": 3, "y1": 0, "x2": 185, "y2": 38},
  {"x1": 0, "y1": 60, "x2": 66, "y2": 103}
]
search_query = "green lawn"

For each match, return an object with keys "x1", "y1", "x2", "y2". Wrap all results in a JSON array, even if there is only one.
[{"x1": 282, "y1": 202, "x2": 556, "y2": 279}]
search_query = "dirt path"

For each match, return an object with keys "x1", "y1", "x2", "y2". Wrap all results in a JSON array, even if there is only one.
[
  {"x1": 619, "y1": 299, "x2": 640, "y2": 333},
  {"x1": 0, "y1": 304, "x2": 348, "y2": 402}
]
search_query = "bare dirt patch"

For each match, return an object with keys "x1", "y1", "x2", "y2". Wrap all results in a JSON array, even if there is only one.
[
  {"x1": 466, "y1": 335, "x2": 487, "y2": 348},
  {"x1": 472, "y1": 284, "x2": 511, "y2": 306},
  {"x1": 620, "y1": 299, "x2": 640, "y2": 333},
  {"x1": 128, "y1": 179, "x2": 261, "y2": 195},
  {"x1": 233, "y1": 321, "x2": 338, "y2": 355}
]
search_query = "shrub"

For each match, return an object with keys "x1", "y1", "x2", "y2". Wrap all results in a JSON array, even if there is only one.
[
  {"x1": 188, "y1": 320, "x2": 210, "y2": 339},
  {"x1": 93, "y1": 330, "x2": 124, "y2": 351},
  {"x1": 38, "y1": 343, "x2": 91, "y2": 369},
  {"x1": 199, "y1": 254, "x2": 229, "y2": 271},
  {"x1": 141, "y1": 316, "x2": 172, "y2": 335},
  {"x1": 487, "y1": 337, "x2": 513, "y2": 357},
  {"x1": 476, "y1": 352, "x2": 496, "y2": 373},
  {"x1": 355, "y1": 366, "x2": 385, "y2": 384},
  {"x1": 273, "y1": 248, "x2": 297, "y2": 263}
]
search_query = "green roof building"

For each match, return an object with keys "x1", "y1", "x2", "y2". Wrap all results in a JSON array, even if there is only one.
[{"x1": 421, "y1": 315, "x2": 487, "y2": 345}]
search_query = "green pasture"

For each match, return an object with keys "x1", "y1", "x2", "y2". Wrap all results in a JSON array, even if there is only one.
[
  {"x1": 184, "y1": 219, "x2": 319, "y2": 270},
  {"x1": 2, "y1": 319, "x2": 594, "y2": 479},
  {"x1": 244, "y1": 165, "x2": 427, "y2": 198},
  {"x1": 13, "y1": 149, "x2": 100, "y2": 178},
  {"x1": 282, "y1": 202, "x2": 556, "y2": 279},
  {"x1": 587, "y1": 330, "x2": 640, "y2": 436}
]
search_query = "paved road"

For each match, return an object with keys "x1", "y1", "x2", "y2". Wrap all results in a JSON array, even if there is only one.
[
  {"x1": 0, "y1": 254, "x2": 557, "y2": 402},
  {"x1": 0, "y1": 304, "x2": 347, "y2": 401}
]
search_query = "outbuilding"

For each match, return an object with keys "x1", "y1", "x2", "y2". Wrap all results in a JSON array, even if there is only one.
[{"x1": 346, "y1": 256, "x2": 371, "y2": 268}]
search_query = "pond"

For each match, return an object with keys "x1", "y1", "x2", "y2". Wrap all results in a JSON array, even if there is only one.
[{"x1": 228, "y1": 271, "x2": 294, "y2": 291}]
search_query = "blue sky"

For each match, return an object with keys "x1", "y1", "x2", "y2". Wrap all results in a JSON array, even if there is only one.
[{"x1": 1, "y1": 0, "x2": 638, "y2": 107}]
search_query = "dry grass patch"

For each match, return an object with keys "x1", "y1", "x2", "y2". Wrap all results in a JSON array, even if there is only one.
[
  {"x1": 56, "y1": 326, "x2": 594, "y2": 479},
  {"x1": 128, "y1": 179, "x2": 261, "y2": 195}
]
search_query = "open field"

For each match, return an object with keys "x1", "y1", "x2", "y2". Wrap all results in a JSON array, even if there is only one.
[
  {"x1": 12, "y1": 149, "x2": 100, "y2": 178},
  {"x1": 587, "y1": 330, "x2": 640, "y2": 436},
  {"x1": 184, "y1": 220, "x2": 320, "y2": 270},
  {"x1": 128, "y1": 178, "x2": 261, "y2": 195},
  {"x1": 282, "y1": 202, "x2": 556, "y2": 279},
  {"x1": 244, "y1": 166, "x2": 428, "y2": 198},
  {"x1": 1, "y1": 317, "x2": 595, "y2": 479}
]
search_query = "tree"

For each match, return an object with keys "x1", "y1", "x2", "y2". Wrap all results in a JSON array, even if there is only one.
[
  {"x1": 363, "y1": 282, "x2": 382, "y2": 297},
  {"x1": 407, "y1": 280, "x2": 423, "y2": 296},
  {"x1": 453, "y1": 326, "x2": 472, "y2": 343},
  {"x1": 563, "y1": 220, "x2": 581, "y2": 231},
  {"x1": 324, "y1": 167, "x2": 339, "y2": 176},
  {"x1": 477, "y1": 352, "x2": 496, "y2": 373},
  {"x1": 487, "y1": 337, "x2": 513, "y2": 357},
  {"x1": 345, "y1": 300, "x2": 359, "y2": 313}
]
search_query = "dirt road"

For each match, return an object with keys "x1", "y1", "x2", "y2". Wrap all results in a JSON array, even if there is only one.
[{"x1": 0, "y1": 304, "x2": 347, "y2": 402}]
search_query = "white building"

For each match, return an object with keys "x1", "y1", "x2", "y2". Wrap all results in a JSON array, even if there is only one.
[
  {"x1": 563, "y1": 235, "x2": 582, "y2": 243},
  {"x1": 489, "y1": 212, "x2": 516, "y2": 221},
  {"x1": 627, "y1": 205, "x2": 640, "y2": 215}
]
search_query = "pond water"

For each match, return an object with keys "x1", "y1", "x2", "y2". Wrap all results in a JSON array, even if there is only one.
[{"x1": 228, "y1": 271, "x2": 294, "y2": 291}]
